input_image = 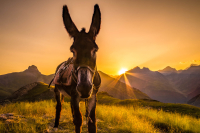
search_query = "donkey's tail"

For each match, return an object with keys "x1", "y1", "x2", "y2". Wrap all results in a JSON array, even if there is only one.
[{"x1": 48, "y1": 78, "x2": 54, "y2": 88}]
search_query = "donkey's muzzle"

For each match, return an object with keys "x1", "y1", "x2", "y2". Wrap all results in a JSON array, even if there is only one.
[
  {"x1": 76, "y1": 67, "x2": 93, "y2": 98},
  {"x1": 76, "y1": 83, "x2": 93, "y2": 98}
]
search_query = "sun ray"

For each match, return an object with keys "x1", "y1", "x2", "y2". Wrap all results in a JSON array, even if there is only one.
[
  {"x1": 109, "y1": 74, "x2": 123, "y2": 86},
  {"x1": 126, "y1": 72, "x2": 144, "y2": 80},
  {"x1": 101, "y1": 71, "x2": 139, "y2": 99},
  {"x1": 123, "y1": 73, "x2": 137, "y2": 99},
  {"x1": 101, "y1": 74, "x2": 123, "y2": 92},
  {"x1": 125, "y1": 72, "x2": 136, "y2": 76}
]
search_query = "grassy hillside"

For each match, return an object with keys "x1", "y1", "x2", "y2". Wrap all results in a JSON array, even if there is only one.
[
  {"x1": 7, "y1": 82, "x2": 55, "y2": 102},
  {"x1": 0, "y1": 92, "x2": 200, "y2": 132},
  {"x1": 187, "y1": 94, "x2": 200, "y2": 107},
  {"x1": 17, "y1": 82, "x2": 54, "y2": 101},
  {"x1": 97, "y1": 92, "x2": 200, "y2": 118},
  {"x1": 0, "y1": 89, "x2": 11, "y2": 99}
]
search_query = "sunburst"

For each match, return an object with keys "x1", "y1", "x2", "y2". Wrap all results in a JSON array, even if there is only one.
[{"x1": 118, "y1": 68, "x2": 128, "y2": 75}]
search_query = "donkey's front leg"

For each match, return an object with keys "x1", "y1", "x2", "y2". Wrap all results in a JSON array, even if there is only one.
[
  {"x1": 71, "y1": 96, "x2": 82, "y2": 133},
  {"x1": 54, "y1": 86, "x2": 64, "y2": 128},
  {"x1": 87, "y1": 94, "x2": 97, "y2": 133}
]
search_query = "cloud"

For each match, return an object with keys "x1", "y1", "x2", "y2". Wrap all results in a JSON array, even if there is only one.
[
  {"x1": 179, "y1": 62, "x2": 186, "y2": 64},
  {"x1": 192, "y1": 60, "x2": 200, "y2": 63},
  {"x1": 179, "y1": 60, "x2": 200, "y2": 64}
]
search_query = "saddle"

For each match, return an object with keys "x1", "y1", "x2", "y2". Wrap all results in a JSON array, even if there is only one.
[
  {"x1": 48, "y1": 58, "x2": 74, "y2": 87},
  {"x1": 53, "y1": 58, "x2": 74, "y2": 86},
  {"x1": 48, "y1": 57, "x2": 101, "y2": 89}
]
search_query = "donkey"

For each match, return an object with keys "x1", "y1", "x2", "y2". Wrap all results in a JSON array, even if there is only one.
[{"x1": 53, "y1": 4, "x2": 101, "y2": 133}]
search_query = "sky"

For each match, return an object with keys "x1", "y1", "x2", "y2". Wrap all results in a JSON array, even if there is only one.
[{"x1": 0, "y1": 0, "x2": 200, "y2": 75}]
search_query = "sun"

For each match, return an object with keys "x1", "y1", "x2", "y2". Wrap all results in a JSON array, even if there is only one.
[{"x1": 118, "y1": 68, "x2": 128, "y2": 75}]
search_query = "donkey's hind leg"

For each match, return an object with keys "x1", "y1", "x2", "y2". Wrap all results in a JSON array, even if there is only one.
[{"x1": 54, "y1": 86, "x2": 64, "y2": 128}]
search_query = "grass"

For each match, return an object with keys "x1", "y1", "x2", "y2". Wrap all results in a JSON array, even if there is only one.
[
  {"x1": 96, "y1": 105, "x2": 200, "y2": 133},
  {"x1": 97, "y1": 92, "x2": 200, "y2": 118},
  {"x1": 0, "y1": 100, "x2": 56, "y2": 132},
  {"x1": 128, "y1": 106, "x2": 200, "y2": 132},
  {"x1": 96, "y1": 105, "x2": 158, "y2": 133},
  {"x1": 0, "y1": 96, "x2": 200, "y2": 133}
]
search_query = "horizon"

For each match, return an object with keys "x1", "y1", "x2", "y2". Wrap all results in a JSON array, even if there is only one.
[
  {"x1": 2, "y1": 63, "x2": 199, "y2": 76},
  {"x1": 1, "y1": 0, "x2": 200, "y2": 75}
]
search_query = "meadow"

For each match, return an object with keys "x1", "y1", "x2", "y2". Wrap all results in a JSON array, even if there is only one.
[{"x1": 0, "y1": 93, "x2": 200, "y2": 133}]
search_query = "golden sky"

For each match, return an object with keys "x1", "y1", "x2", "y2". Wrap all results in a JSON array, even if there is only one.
[{"x1": 0, "y1": 0, "x2": 200, "y2": 75}]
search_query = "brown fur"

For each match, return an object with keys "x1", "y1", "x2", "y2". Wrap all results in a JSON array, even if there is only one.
[{"x1": 54, "y1": 4, "x2": 101, "y2": 133}]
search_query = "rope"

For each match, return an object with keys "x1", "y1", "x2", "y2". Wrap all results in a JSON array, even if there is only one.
[
  {"x1": 85, "y1": 99, "x2": 93, "y2": 126},
  {"x1": 85, "y1": 99, "x2": 88, "y2": 125}
]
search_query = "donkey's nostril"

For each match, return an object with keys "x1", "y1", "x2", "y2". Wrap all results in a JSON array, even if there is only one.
[
  {"x1": 76, "y1": 83, "x2": 93, "y2": 98},
  {"x1": 77, "y1": 83, "x2": 92, "y2": 92}
]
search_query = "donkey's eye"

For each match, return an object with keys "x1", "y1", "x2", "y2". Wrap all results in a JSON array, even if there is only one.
[
  {"x1": 94, "y1": 49, "x2": 98, "y2": 53},
  {"x1": 73, "y1": 51, "x2": 75, "y2": 56},
  {"x1": 71, "y1": 50, "x2": 76, "y2": 57},
  {"x1": 91, "y1": 49, "x2": 97, "y2": 57}
]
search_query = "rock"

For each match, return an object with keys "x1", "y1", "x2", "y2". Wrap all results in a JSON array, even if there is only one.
[
  {"x1": 53, "y1": 128, "x2": 58, "y2": 132},
  {"x1": 0, "y1": 114, "x2": 7, "y2": 120},
  {"x1": 8, "y1": 116, "x2": 15, "y2": 119},
  {"x1": 0, "y1": 113, "x2": 26, "y2": 122},
  {"x1": 18, "y1": 115, "x2": 25, "y2": 118},
  {"x1": 5, "y1": 113, "x2": 14, "y2": 116},
  {"x1": 5, "y1": 119, "x2": 14, "y2": 123}
]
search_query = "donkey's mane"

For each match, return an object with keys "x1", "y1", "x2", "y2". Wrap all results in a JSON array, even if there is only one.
[{"x1": 80, "y1": 28, "x2": 86, "y2": 33}]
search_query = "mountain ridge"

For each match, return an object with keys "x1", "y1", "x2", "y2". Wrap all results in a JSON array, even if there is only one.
[
  {"x1": 0, "y1": 66, "x2": 151, "y2": 101},
  {"x1": 158, "y1": 66, "x2": 178, "y2": 75},
  {"x1": 165, "y1": 65, "x2": 200, "y2": 96},
  {"x1": 0, "y1": 65, "x2": 54, "y2": 99},
  {"x1": 1, "y1": 64, "x2": 200, "y2": 104},
  {"x1": 98, "y1": 71, "x2": 151, "y2": 100},
  {"x1": 119, "y1": 66, "x2": 187, "y2": 103}
]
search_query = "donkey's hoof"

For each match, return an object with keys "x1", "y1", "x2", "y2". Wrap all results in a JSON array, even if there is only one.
[{"x1": 53, "y1": 127, "x2": 58, "y2": 132}]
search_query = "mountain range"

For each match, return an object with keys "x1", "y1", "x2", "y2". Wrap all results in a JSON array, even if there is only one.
[
  {"x1": 164, "y1": 65, "x2": 200, "y2": 96},
  {"x1": 119, "y1": 67, "x2": 186, "y2": 103},
  {"x1": 118, "y1": 65, "x2": 200, "y2": 103},
  {"x1": 0, "y1": 65, "x2": 150, "y2": 101},
  {"x1": 1, "y1": 64, "x2": 200, "y2": 105},
  {"x1": 98, "y1": 71, "x2": 150, "y2": 100},
  {"x1": 0, "y1": 65, "x2": 54, "y2": 99}
]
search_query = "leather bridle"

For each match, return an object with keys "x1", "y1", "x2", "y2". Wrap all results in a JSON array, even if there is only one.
[{"x1": 71, "y1": 63, "x2": 97, "y2": 86}]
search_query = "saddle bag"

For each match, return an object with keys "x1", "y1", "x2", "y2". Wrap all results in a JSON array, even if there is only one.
[{"x1": 52, "y1": 58, "x2": 74, "y2": 86}]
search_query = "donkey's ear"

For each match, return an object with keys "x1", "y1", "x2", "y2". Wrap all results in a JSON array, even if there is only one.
[
  {"x1": 63, "y1": 5, "x2": 79, "y2": 38},
  {"x1": 89, "y1": 4, "x2": 101, "y2": 39}
]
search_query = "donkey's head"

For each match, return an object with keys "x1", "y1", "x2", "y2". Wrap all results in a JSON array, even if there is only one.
[{"x1": 63, "y1": 5, "x2": 101, "y2": 98}]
